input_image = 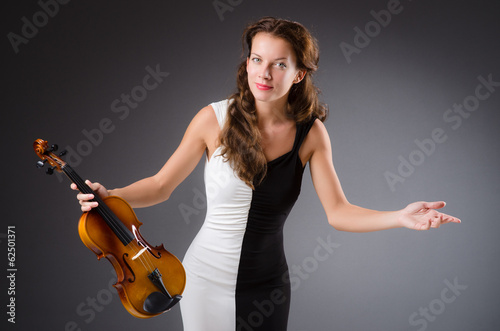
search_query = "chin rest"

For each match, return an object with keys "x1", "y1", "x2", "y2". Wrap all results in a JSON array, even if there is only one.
[{"x1": 143, "y1": 292, "x2": 182, "y2": 314}]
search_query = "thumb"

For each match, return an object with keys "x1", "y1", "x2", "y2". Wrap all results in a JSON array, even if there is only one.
[
  {"x1": 85, "y1": 180, "x2": 98, "y2": 191},
  {"x1": 85, "y1": 180, "x2": 109, "y2": 198}
]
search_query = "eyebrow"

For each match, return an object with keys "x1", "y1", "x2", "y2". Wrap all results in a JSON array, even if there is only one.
[{"x1": 250, "y1": 53, "x2": 288, "y2": 61}]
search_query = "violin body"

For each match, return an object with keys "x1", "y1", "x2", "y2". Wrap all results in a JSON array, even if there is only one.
[
  {"x1": 33, "y1": 139, "x2": 185, "y2": 318},
  {"x1": 78, "y1": 195, "x2": 185, "y2": 318}
]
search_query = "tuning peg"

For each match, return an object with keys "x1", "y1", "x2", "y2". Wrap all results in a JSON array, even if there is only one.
[
  {"x1": 50, "y1": 144, "x2": 59, "y2": 152},
  {"x1": 46, "y1": 167, "x2": 55, "y2": 175},
  {"x1": 36, "y1": 160, "x2": 46, "y2": 168},
  {"x1": 59, "y1": 150, "x2": 67, "y2": 156}
]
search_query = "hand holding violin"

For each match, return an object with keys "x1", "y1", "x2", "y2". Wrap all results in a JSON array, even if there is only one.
[
  {"x1": 71, "y1": 180, "x2": 109, "y2": 212},
  {"x1": 34, "y1": 139, "x2": 185, "y2": 318}
]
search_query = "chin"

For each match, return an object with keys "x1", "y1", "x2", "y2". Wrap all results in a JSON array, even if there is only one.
[{"x1": 251, "y1": 88, "x2": 284, "y2": 104}]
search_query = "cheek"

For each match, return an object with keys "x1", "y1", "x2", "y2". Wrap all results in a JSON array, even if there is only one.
[
  {"x1": 276, "y1": 71, "x2": 296, "y2": 88},
  {"x1": 246, "y1": 64, "x2": 258, "y2": 78}
]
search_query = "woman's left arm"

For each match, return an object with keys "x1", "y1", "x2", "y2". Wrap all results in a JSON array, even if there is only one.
[{"x1": 304, "y1": 120, "x2": 461, "y2": 232}]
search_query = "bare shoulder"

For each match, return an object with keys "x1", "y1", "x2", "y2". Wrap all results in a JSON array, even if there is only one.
[
  {"x1": 186, "y1": 105, "x2": 219, "y2": 135},
  {"x1": 309, "y1": 119, "x2": 330, "y2": 143},
  {"x1": 184, "y1": 104, "x2": 220, "y2": 156},
  {"x1": 300, "y1": 119, "x2": 332, "y2": 165},
  {"x1": 193, "y1": 105, "x2": 219, "y2": 128}
]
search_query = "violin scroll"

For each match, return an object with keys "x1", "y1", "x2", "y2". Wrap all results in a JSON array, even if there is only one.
[
  {"x1": 33, "y1": 139, "x2": 67, "y2": 175},
  {"x1": 32, "y1": 138, "x2": 186, "y2": 318}
]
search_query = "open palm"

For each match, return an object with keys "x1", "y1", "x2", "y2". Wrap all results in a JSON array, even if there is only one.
[{"x1": 399, "y1": 201, "x2": 461, "y2": 231}]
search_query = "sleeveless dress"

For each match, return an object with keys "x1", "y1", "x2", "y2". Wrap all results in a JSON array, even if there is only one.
[{"x1": 180, "y1": 99, "x2": 316, "y2": 331}]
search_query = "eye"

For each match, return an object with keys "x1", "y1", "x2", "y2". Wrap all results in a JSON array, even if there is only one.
[
  {"x1": 251, "y1": 57, "x2": 261, "y2": 63},
  {"x1": 276, "y1": 62, "x2": 287, "y2": 69}
]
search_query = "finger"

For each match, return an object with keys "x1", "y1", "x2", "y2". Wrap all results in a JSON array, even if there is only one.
[
  {"x1": 79, "y1": 200, "x2": 98, "y2": 209},
  {"x1": 77, "y1": 192, "x2": 94, "y2": 201},
  {"x1": 439, "y1": 213, "x2": 461, "y2": 224},
  {"x1": 85, "y1": 180, "x2": 101, "y2": 191},
  {"x1": 417, "y1": 219, "x2": 431, "y2": 231},
  {"x1": 430, "y1": 215, "x2": 442, "y2": 229},
  {"x1": 81, "y1": 204, "x2": 95, "y2": 212},
  {"x1": 86, "y1": 201, "x2": 99, "y2": 208},
  {"x1": 423, "y1": 201, "x2": 446, "y2": 210}
]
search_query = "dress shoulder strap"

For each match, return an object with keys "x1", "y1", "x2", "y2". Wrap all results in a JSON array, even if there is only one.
[
  {"x1": 210, "y1": 99, "x2": 231, "y2": 129},
  {"x1": 294, "y1": 117, "x2": 317, "y2": 153}
]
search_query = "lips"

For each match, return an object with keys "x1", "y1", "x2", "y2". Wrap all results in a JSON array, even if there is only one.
[{"x1": 255, "y1": 83, "x2": 273, "y2": 91}]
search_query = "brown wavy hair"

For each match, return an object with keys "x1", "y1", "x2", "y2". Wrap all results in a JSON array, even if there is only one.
[{"x1": 220, "y1": 17, "x2": 328, "y2": 189}]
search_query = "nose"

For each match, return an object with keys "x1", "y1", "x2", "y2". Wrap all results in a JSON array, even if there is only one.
[{"x1": 259, "y1": 65, "x2": 271, "y2": 80}]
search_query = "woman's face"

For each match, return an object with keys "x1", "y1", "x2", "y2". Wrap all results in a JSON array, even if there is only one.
[{"x1": 246, "y1": 32, "x2": 303, "y2": 107}]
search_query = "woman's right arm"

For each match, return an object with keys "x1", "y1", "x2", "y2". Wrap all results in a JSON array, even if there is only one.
[{"x1": 72, "y1": 105, "x2": 219, "y2": 211}]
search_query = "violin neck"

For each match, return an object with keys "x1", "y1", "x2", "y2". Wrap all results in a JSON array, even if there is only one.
[{"x1": 62, "y1": 164, "x2": 134, "y2": 245}]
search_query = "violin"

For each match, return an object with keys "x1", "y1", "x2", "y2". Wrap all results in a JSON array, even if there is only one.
[{"x1": 33, "y1": 139, "x2": 185, "y2": 318}]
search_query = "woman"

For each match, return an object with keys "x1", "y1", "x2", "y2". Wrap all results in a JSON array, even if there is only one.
[{"x1": 72, "y1": 17, "x2": 460, "y2": 330}]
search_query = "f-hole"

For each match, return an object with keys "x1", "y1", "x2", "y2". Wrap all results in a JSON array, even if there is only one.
[{"x1": 122, "y1": 253, "x2": 136, "y2": 283}]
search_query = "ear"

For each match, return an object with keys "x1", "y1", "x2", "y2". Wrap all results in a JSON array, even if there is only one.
[
  {"x1": 246, "y1": 57, "x2": 250, "y2": 72},
  {"x1": 294, "y1": 70, "x2": 306, "y2": 84}
]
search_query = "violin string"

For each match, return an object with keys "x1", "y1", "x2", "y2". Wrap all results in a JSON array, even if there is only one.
[
  {"x1": 90, "y1": 197, "x2": 158, "y2": 274},
  {"x1": 95, "y1": 202, "x2": 157, "y2": 275},
  {"x1": 130, "y1": 241, "x2": 157, "y2": 273},
  {"x1": 87, "y1": 196, "x2": 157, "y2": 275},
  {"x1": 43, "y1": 152, "x2": 174, "y2": 298},
  {"x1": 64, "y1": 166, "x2": 158, "y2": 275},
  {"x1": 89, "y1": 198, "x2": 156, "y2": 273},
  {"x1": 66, "y1": 167, "x2": 131, "y2": 244},
  {"x1": 62, "y1": 164, "x2": 168, "y2": 287}
]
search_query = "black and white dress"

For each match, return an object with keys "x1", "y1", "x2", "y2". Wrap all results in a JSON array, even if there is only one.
[{"x1": 180, "y1": 99, "x2": 316, "y2": 330}]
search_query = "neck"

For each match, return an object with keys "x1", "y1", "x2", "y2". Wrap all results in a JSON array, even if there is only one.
[{"x1": 255, "y1": 97, "x2": 290, "y2": 128}]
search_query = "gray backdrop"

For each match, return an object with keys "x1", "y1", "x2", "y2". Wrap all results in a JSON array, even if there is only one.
[{"x1": 3, "y1": 0, "x2": 500, "y2": 330}]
